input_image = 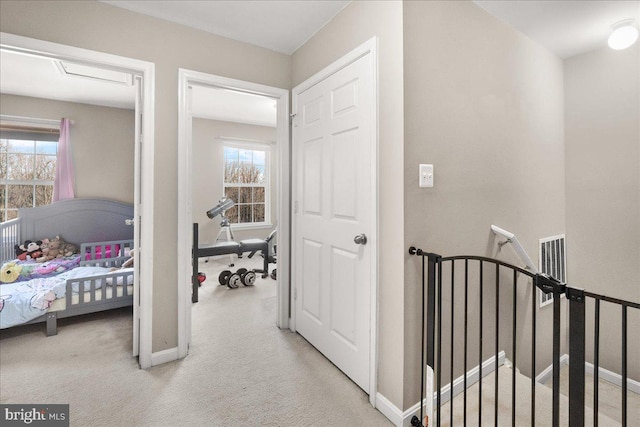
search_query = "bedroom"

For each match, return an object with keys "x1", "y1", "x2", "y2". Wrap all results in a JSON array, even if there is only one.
[
  {"x1": 189, "y1": 84, "x2": 280, "y2": 329},
  {"x1": 0, "y1": 49, "x2": 139, "y2": 340}
]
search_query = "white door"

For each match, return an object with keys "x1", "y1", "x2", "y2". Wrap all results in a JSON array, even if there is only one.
[
  {"x1": 132, "y1": 75, "x2": 142, "y2": 357},
  {"x1": 292, "y1": 49, "x2": 375, "y2": 393}
]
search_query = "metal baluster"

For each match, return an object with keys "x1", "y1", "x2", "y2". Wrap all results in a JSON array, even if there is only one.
[
  {"x1": 512, "y1": 269, "x2": 517, "y2": 426},
  {"x1": 531, "y1": 276, "x2": 536, "y2": 427},
  {"x1": 552, "y1": 287, "x2": 561, "y2": 427},
  {"x1": 427, "y1": 254, "x2": 440, "y2": 422},
  {"x1": 450, "y1": 261, "x2": 455, "y2": 427},
  {"x1": 495, "y1": 263, "x2": 500, "y2": 427},
  {"x1": 427, "y1": 254, "x2": 438, "y2": 427},
  {"x1": 568, "y1": 287, "x2": 585, "y2": 427},
  {"x1": 437, "y1": 257, "x2": 443, "y2": 427},
  {"x1": 622, "y1": 305, "x2": 627, "y2": 427},
  {"x1": 479, "y1": 261, "x2": 484, "y2": 426},
  {"x1": 594, "y1": 299, "x2": 600, "y2": 427},
  {"x1": 419, "y1": 254, "x2": 425, "y2": 427},
  {"x1": 464, "y1": 259, "x2": 469, "y2": 427}
]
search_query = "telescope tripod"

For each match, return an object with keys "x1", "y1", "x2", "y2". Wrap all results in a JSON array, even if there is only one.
[{"x1": 210, "y1": 216, "x2": 236, "y2": 267}]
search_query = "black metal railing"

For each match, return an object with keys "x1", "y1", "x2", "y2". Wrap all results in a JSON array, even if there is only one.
[
  {"x1": 409, "y1": 246, "x2": 639, "y2": 427},
  {"x1": 577, "y1": 291, "x2": 640, "y2": 427}
]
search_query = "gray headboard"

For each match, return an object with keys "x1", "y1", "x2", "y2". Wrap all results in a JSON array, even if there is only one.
[{"x1": 17, "y1": 198, "x2": 134, "y2": 245}]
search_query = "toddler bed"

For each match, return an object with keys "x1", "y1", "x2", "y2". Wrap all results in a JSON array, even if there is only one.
[{"x1": 0, "y1": 198, "x2": 135, "y2": 335}]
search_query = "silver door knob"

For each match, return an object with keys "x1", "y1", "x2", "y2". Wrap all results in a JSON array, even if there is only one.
[
  {"x1": 354, "y1": 234, "x2": 367, "y2": 245},
  {"x1": 125, "y1": 219, "x2": 135, "y2": 226}
]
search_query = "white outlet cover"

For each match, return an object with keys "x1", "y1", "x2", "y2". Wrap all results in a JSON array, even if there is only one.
[{"x1": 419, "y1": 164, "x2": 434, "y2": 188}]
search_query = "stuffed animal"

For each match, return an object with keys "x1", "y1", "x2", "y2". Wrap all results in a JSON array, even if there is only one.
[
  {"x1": 48, "y1": 238, "x2": 64, "y2": 259},
  {"x1": 1, "y1": 261, "x2": 23, "y2": 283},
  {"x1": 36, "y1": 239, "x2": 50, "y2": 263},
  {"x1": 36, "y1": 238, "x2": 64, "y2": 263},
  {"x1": 14, "y1": 243, "x2": 27, "y2": 261},
  {"x1": 111, "y1": 247, "x2": 134, "y2": 271},
  {"x1": 122, "y1": 250, "x2": 134, "y2": 268},
  {"x1": 51, "y1": 235, "x2": 78, "y2": 257},
  {"x1": 26, "y1": 240, "x2": 43, "y2": 260}
]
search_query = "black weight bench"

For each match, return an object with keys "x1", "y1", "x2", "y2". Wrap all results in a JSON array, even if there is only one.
[{"x1": 192, "y1": 223, "x2": 269, "y2": 302}]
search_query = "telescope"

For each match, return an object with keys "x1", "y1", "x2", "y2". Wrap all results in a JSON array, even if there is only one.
[{"x1": 206, "y1": 197, "x2": 235, "y2": 219}]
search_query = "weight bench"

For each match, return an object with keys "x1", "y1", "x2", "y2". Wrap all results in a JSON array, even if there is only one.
[{"x1": 192, "y1": 223, "x2": 270, "y2": 302}]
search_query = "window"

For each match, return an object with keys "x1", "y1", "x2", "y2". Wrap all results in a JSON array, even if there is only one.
[
  {"x1": 0, "y1": 138, "x2": 58, "y2": 222},
  {"x1": 223, "y1": 144, "x2": 269, "y2": 226}
]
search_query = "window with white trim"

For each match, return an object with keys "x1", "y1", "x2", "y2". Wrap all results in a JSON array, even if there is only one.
[
  {"x1": 1, "y1": 138, "x2": 58, "y2": 222},
  {"x1": 223, "y1": 144, "x2": 269, "y2": 226}
]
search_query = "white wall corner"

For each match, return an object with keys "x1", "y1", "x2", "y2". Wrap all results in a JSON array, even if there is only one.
[
  {"x1": 401, "y1": 350, "x2": 507, "y2": 426},
  {"x1": 375, "y1": 392, "x2": 404, "y2": 427},
  {"x1": 535, "y1": 353, "x2": 569, "y2": 384},
  {"x1": 151, "y1": 347, "x2": 179, "y2": 366}
]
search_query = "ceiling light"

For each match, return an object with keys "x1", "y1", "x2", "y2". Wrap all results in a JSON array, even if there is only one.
[{"x1": 608, "y1": 19, "x2": 639, "y2": 50}]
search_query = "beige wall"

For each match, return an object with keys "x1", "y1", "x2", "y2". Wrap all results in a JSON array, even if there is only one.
[
  {"x1": 192, "y1": 118, "x2": 277, "y2": 243},
  {"x1": 565, "y1": 44, "x2": 640, "y2": 380},
  {"x1": 0, "y1": 94, "x2": 135, "y2": 204},
  {"x1": 0, "y1": 0, "x2": 290, "y2": 352},
  {"x1": 291, "y1": 0, "x2": 405, "y2": 407},
  {"x1": 403, "y1": 0, "x2": 566, "y2": 409}
]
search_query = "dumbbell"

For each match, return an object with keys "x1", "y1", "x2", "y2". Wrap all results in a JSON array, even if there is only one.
[{"x1": 219, "y1": 268, "x2": 257, "y2": 288}]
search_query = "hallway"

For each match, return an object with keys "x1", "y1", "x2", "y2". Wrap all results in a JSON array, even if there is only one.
[{"x1": 0, "y1": 256, "x2": 391, "y2": 426}]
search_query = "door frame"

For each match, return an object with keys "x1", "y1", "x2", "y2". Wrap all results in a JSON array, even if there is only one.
[
  {"x1": 177, "y1": 69, "x2": 290, "y2": 358},
  {"x1": 0, "y1": 32, "x2": 155, "y2": 369},
  {"x1": 291, "y1": 37, "x2": 379, "y2": 404}
]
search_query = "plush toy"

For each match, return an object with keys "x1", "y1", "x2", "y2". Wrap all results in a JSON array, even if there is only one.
[
  {"x1": 111, "y1": 247, "x2": 134, "y2": 271},
  {"x1": 55, "y1": 235, "x2": 79, "y2": 257},
  {"x1": 36, "y1": 239, "x2": 50, "y2": 263},
  {"x1": 1, "y1": 261, "x2": 23, "y2": 283},
  {"x1": 25, "y1": 240, "x2": 43, "y2": 260},
  {"x1": 37, "y1": 238, "x2": 65, "y2": 262},
  {"x1": 48, "y1": 238, "x2": 64, "y2": 259},
  {"x1": 122, "y1": 247, "x2": 134, "y2": 268},
  {"x1": 14, "y1": 244, "x2": 27, "y2": 261}
]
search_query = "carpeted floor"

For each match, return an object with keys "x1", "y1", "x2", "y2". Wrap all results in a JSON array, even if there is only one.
[
  {"x1": 544, "y1": 363, "x2": 640, "y2": 426},
  {"x1": 0, "y1": 256, "x2": 392, "y2": 427},
  {"x1": 436, "y1": 365, "x2": 623, "y2": 427}
]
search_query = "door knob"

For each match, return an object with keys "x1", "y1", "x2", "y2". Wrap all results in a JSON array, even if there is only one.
[{"x1": 354, "y1": 234, "x2": 367, "y2": 245}]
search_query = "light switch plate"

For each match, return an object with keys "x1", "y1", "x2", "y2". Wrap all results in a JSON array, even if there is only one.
[{"x1": 419, "y1": 164, "x2": 434, "y2": 188}]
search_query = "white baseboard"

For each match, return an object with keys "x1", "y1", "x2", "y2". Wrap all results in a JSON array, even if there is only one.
[
  {"x1": 535, "y1": 354, "x2": 640, "y2": 395},
  {"x1": 375, "y1": 393, "x2": 404, "y2": 426},
  {"x1": 585, "y1": 361, "x2": 640, "y2": 394},
  {"x1": 151, "y1": 346, "x2": 179, "y2": 366},
  {"x1": 402, "y1": 351, "x2": 506, "y2": 426},
  {"x1": 535, "y1": 353, "x2": 569, "y2": 384}
]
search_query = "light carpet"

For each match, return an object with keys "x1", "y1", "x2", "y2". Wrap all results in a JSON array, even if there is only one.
[
  {"x1": 0, "y1": 256, "x2": 392, "y2": 427},
  {"x1": 435, "y1": 365, "x2": 627, "y2": 426}
]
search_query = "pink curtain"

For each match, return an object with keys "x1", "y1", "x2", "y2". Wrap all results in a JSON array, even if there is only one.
[{"x1": 52, "y1": 118, "x2": 75, "y2": 201}]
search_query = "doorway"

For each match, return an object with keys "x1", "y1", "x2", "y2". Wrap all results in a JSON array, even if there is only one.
[
  {"x1": 291, "y1": 37, "x2": 379, "y2": 401},
  {"x1": 0, "y1": 32, "x2": 155, "y2": 368},
  {"x1": 177, "y1": 69, "x2": 289, "y2": 357}
]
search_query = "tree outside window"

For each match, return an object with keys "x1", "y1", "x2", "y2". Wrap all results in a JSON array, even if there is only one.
[
  {"x1": 223, "y1": 145, "x2": 268, "y2": 225},
  {"x1": 1, "y1": 139, "x2": 57, "y2": 222}
]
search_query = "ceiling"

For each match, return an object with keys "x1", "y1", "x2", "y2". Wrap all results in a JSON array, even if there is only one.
[
  {"x1": 1, "y1": 1, "x2": 638, "y2": 123},
  {"x1": 0, "y1": 50, "x2": 136, "y2": 110},
  {"x1": 473, "y1": 0, "x2": 640, "y2": 58},
  {"x1": 100, "y1": 0, "x2": 350, "y2": 55}
]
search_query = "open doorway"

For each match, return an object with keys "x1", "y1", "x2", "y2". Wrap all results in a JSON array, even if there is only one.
[
  {"x1": 0, "y1": 32, "x2": 154, "y2": 368},
  {"x1": 177, "y1": 70, "x2": 289, "y2": 357}
]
